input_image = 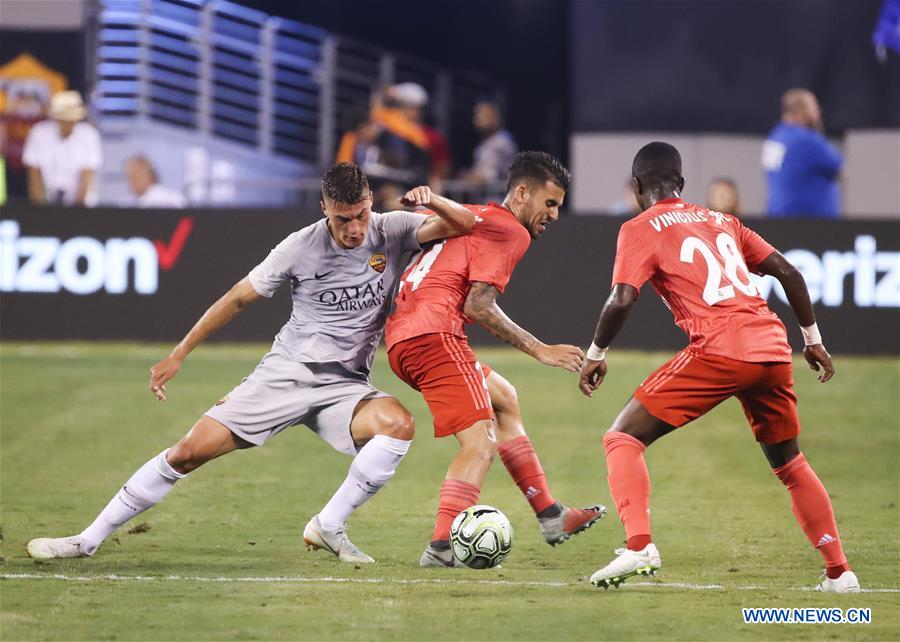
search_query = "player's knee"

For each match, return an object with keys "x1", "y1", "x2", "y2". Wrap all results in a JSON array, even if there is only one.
[
  {"x1": 380, "y1": 409, "x2": 415, "y2": 441},
  {"x1": 461, "y1": 427, "x2": 497, "y2": 464},
  {"x1": 166, "y1": 439, "x2": 208, "y2": 474},
  {"x1": 490, "y1": 377, "x2": 519, "y2": 414},
  {"x1": 606, "y1": 425, "x2": 647, "y2": 446},
  {"x1": 479, "y1": 435, "x2": 498, "y2": 464},
  {"x1": 761, "y1": 438, "x2": 800, "y2": 469}
]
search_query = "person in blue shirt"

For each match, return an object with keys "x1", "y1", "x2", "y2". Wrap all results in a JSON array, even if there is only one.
[{"x1": 762, "y1": 89, "x2": 843, "y2": 218}]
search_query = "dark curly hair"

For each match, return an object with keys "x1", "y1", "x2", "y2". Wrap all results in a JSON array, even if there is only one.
[
  {"x1": 506, "y1": 151, "x2": 571, "y2": 193},
  {"x1": 321, "y1": 162, "x2": 370, "y2": 204}
]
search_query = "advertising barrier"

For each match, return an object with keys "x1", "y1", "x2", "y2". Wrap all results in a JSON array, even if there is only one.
[{"x1": 1, "y1": 207, "x2": 898, "y2": 354}]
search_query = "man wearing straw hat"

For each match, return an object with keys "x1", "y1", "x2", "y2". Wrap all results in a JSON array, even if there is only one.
[{"x1": 23, "y1": 90, "x2": 102, "y2": 207}]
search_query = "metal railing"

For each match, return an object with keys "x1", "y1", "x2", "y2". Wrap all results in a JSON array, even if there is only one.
[{"x1": 91, "y1": 0, "x2": 504, "y2": 172}]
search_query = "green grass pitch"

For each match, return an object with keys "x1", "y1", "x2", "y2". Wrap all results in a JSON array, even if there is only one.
[{"x1": 1, "y1": 343, "x2": 898, "y2": 641}]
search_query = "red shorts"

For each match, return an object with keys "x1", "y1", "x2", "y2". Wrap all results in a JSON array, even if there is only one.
[
  {"x1": 634, "y1": 349, "x2": 800, "y2": 444},
  {"x1": 388, "y1": 333, "x2": 494, "y2": 437}
]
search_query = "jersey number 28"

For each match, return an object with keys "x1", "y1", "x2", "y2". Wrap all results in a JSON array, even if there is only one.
[{"x1": 679, "y1": 232, "x2": 757, "y2": 306}]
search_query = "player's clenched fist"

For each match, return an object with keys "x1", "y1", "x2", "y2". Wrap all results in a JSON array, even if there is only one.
[
  {"x1": 400, "y1": 186, "x2": 433, "y2": 207},
  {"x1": 536, "y1": 343, "x2": 584, "y2": 373},
  {"x1": 579, "y1": 358, "x2": 608, "y2": 397},
  {"x1": 149, "y1": 355, "x2": 182, "y2": 401}
]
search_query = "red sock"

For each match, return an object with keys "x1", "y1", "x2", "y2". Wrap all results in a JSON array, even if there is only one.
[
  {"x1": 498, "y1": 435, "x2": 556, "y2": 514},
  {"x1": 773, "y1": 453, "x2": 850, "y2": 579},
  {"x1": 431, "y1": 478, "x2": 481, "y2": 544},
  {"x1": 603, "y1": 432, "x2": 652, "y2": 551}
]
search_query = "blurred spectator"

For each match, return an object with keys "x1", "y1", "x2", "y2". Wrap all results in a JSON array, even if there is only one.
[
  {"x1": 459, "y1": 100, "x2": 517, "y2": 186},
  {"x1": 335, "y1": 109, "x2": 383, "y2": 167},
  {"x1": 374, "y1": 86, "x2": 429, "y2": 183},
  {"x1": 335, "y1": 85, "x2": 430, "y2": 185},
  {"x1": 124, "y1": 155, "x2": 186, "y2": 208},
  {"x1": 387, "y1": 82, "x2": 452, "y2": 187},
  {"x1": 762, "y1": 88, "x2": 842, "y2": 218},
  {"x1": 607, "y1": 178, "x2": 641, "y2": 216},
  {"x1": 707, "y1": 177, "x2": 740, "y2": 214},
  {"x1": 0, "y1": 126, "x2": 6, "y2": 206},
  {"x1": 371, "y1": 85, "x2": 429, "y2": 159},
  {"x1": 872, "y1": 0, "x2": 900, "y2": 61},
  {"x1": 23, "y1": 91, "x2": 102, "y2": 206}
]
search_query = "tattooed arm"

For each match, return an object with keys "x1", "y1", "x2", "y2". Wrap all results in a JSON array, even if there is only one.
[{"x1": 463, "y1": 281, "x2": 583, "y2": 372}]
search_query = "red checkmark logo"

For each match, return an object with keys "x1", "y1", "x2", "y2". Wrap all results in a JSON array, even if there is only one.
[{"x1": 154, "y1": 216, "x2": 194, "y2": 271}]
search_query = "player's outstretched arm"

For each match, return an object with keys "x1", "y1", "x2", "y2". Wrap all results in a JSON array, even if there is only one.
[
  {"x1": 757, "y1": 252, "x2": 835, "y2": 383},
  {"x1": 579, "y1": 284, "x2": 638, "y2": 397},
  {"x1": 402, "y1": 186, "x2": 477, "y2": 244},
  {"x1": 464, "y1": 281, "x2": 583, "y2": 372},
  {"x1": 149, "y1": 277, "x2": 262, "y2": 400}
]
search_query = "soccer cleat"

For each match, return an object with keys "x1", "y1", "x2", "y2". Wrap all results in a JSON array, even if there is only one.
[
  {"x1": 419, "y1": 544, "x2": 462, "y2": 568},
  {"x1": 26, "y1": 536, "x2": 92, "y2": 560},
  {"x1": 590, "y1": 543, "x2": 662, "y2": 589},
  {"x1": 539, "y1": 503, "x2": 607, "y2": 546},
  {"x1": 816, "y1": 570, "x2": 860, "y2": 593},
  {"x1": 302, "y1": 516, "x2": 374, "y2": 564}
]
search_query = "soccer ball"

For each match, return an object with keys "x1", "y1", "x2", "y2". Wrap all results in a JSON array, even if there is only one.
[{"x1": 449, "y1": 504, "x2": 513, "y2": 569}]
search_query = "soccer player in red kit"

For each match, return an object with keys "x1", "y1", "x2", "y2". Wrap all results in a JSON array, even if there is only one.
[
  {"x1": 387, "y1": 152, "x2": 606, "y2": 567},
  {"x1": 579, "y1": 142, "x2": 858, "y2": 592}
]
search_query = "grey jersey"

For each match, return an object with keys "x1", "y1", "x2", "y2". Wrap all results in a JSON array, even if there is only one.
[{"x1": 248, "y1": 211, "x2": 427, "y2": 375}]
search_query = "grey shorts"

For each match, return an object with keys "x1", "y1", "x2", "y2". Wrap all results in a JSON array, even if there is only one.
[{"x1": 204, "y1": 352, "x2": 389, "y2": 456}]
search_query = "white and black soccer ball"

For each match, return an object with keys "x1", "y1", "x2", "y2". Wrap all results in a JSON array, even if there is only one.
[{"x1": 449, "y1": 504, "x2": 513, "y2": 569}]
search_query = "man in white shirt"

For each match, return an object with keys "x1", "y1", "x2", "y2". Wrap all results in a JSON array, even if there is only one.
[
  {"x1": 23, "y1": 91, "x2": 102, "y2": 207},
  {"x1": 125, "y1": 154, "x2": 186, "y2": 208}
]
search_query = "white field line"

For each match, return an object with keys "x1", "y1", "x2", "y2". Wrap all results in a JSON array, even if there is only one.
[
  {"x1": 1, "y1": 573, "x2": 566, "y2": 587},
  {"x1": 1, "y1": 573, "x2": 898, "y2": 593}
]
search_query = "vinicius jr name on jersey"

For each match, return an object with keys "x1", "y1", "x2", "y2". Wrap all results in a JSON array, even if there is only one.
[{"x1": 647, "y1": 208, "x2": 730, "y2": 232}]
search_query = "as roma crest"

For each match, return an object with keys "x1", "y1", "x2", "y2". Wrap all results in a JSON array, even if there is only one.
[{"x1": 369, "y1": 253, "x2": 386, "y2": 273}]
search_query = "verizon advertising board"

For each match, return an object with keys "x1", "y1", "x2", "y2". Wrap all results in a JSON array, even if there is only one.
[{"x1": 1, "y1": 208, "x2": 898, "y2": 354}]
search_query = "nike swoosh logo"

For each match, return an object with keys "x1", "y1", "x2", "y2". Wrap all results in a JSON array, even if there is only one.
[
  {"x1": 315, "y1": 271, "x2": 333, "y2": 280},
  {"x1": 356, "y1": 482, "x2": 377, "y2": 496}
]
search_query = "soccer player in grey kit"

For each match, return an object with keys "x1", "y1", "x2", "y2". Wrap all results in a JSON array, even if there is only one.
[{"x1": 27, "y1": 163, "x2": 476, "y2": 563}]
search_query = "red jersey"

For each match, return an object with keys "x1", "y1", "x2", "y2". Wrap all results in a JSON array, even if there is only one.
[
  {"x1": 613, "y1": 198, "x2": 792, "y2": 363},
  {"x1": 385, "y1": 203, "x2": 531, "y2": 350}
]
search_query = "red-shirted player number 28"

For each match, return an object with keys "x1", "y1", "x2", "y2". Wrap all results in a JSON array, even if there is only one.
[
  {"x1": 400, "y1": 242, "x2": 446, "y2": 292},
  {"x1": 679, "y1": 232, "x2": 758, "y2": 305}
]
